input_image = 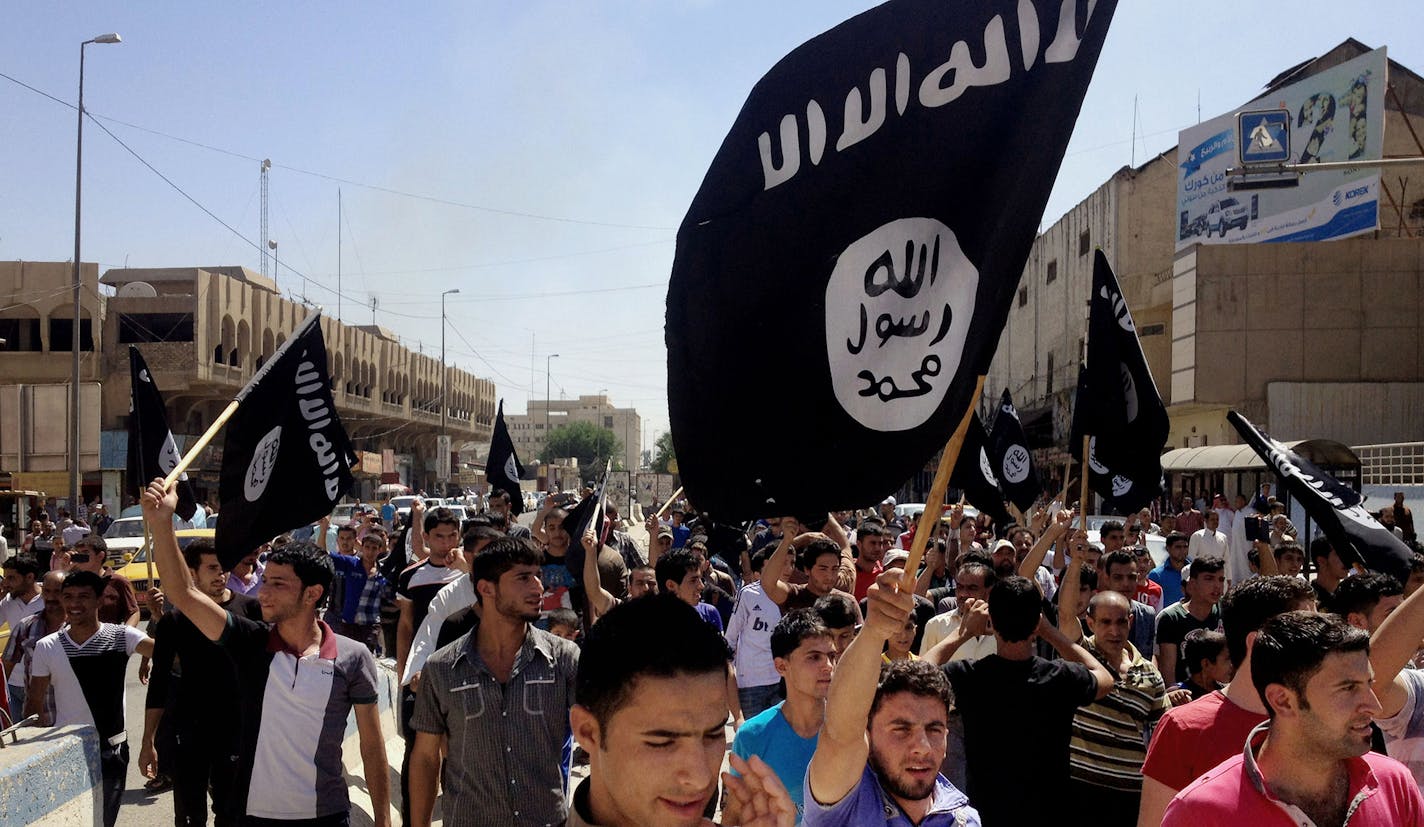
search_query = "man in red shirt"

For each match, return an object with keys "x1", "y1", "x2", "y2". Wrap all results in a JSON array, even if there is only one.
[
  {"x1": 851, "y1": 521, "x2": 890, "y2": 601},
  {"x1": 1163, "y1": 612, "x2": 1424, "y2": 825},
  {"x1": 1136, "y1": 575, "x2": 1315, "y2": 826}
]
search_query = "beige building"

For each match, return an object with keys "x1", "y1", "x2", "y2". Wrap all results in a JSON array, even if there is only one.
[
  {"x1": 508, "y1": 394, "x2": 642, "y2": 473},
  {"x1": 0, "y1": 262, "x2": 497, "y2": 505},
  {"x1": 983, "y1": 39, "x2": 1424, "y2": 490}
]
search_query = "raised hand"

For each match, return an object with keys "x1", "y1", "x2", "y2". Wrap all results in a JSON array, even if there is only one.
[
  {"x1": 722, "y1": 754, "x2": 797, "y2": 827},
  {"x1": 959, "y1": 597, "x2": 990, "y2": 637}
]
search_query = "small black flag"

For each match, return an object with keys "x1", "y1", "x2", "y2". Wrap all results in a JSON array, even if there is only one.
[
  {"x1": 666, "y1": 0, "x2": 1119, "y2": 520},
  {"x1": 127, "y1": 347, "x2": 200, "y2": 522},
  {"x1": 216, "y1": 314, "x2": 356, "y2": 569},
  {"x1": 951, "y1": 412, "x2": 1011, "y2": 526},
  {"x1": 988, "y1": 388, "x2": 1041, "y2": 513},
  {"x1": 486, "y1": 401, "x2": 524, "y2": 516},
  {"x1": 1228, "y1": 411, "x2": 1412, "y2": 582},
  {"x1": 563, "y1": 460, "x2": 611, "y2": 579},
  {"x1": 1070, "y1": 369, "x2": 1161, "y2": 513}
]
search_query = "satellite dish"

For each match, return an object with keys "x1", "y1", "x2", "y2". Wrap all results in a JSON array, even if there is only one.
[{"x1": 116, "y1": 281, "x2": 157, "y2": 298}]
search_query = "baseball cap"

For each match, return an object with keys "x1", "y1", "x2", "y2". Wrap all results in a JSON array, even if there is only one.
[
  {"x1": 882, "y1": 496, "x2": 897, "y2": 507},
  {"x1": 991, "y1": 539, "x2": 1016, "y2": 555},
  {"x1": 657, "y1": 526, "x2": 673, "y2": 539},
  {"x1": 884, "y1": 549, "x2": 910, "y2": 568}
]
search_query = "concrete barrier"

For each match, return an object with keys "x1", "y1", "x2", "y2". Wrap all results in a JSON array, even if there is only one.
[{"x1": 0, "y1": 725, "x2": 103, "y2": 827}]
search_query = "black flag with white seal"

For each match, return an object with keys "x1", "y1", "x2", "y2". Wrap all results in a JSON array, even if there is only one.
[
  {"x1": 1228, "y1": 411, "x2": 1412, "y2": 582},
  {"x1": 563, "y1": 460, "x2": 612, "y2": 581},
  {"x1": 486, "y1": 400, "x2": 525, "y2": 517},
  {"x1": 1070, "y1": 367, "x2": 1160, "y2": 513},
  {"x1": 988, "y1": 388, "x2": 1041, "y2": 513},
  {"x1": 667, "y1": 0, "x2": 1119, "y2": 520},
  {"x1": 950, "y1": 411, "x2": 1012, "y2": 526},
  {"x1": 215, "y1": 313, "x2": 356, "y2": 569},
  {"x1": 1078, "y1": 250, "x2": 1169, "y2": 481},
  {"x1": 127, "y1": 347, "x2": 200, "y2": 522}
]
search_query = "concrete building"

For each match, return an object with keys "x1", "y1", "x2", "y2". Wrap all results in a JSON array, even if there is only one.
[
  {"x1": 0, "y1": 262, "x2": 497, "y2": 506},
  {"x1": 982, "y1": 39, "x2": 1424, "y2": 497},
  {"x1": 507, "y1": 394, "x2": 642, "y2": 473}
]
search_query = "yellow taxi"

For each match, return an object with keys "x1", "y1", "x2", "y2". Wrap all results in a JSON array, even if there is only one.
[{"x1": 117, "y1": 528, "x2": 216, "y2": 615}]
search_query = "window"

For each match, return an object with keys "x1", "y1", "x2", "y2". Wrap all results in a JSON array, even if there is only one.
[
  {"x1": 0, "y1": 317, "x2": 42, "y2": 351},
  {"x1": 118, "y1": 313, "x2": 194, "y2": 343},
  {"x1": 1079, "y1": 230, "x2": 1091, "y2": 256},
  {"x1": 48, "y1": 317, "x2": 94, "y2": 351},
  {"x1": 1046, "y1": 260, "x2": 1058, "y2": 284},
  {"x1": 604, "y1": 416, "x2": 614, "y2": 428},
  {"x1": 1046, "y1": 353, "x2": 1055, "y2": 395},
  {"x1": 1017, "y1": 287, "x2": 1028, "y2": 308},
  {"x1": 1139, "y1": 323, "x2": 1166, "y2": 337}
]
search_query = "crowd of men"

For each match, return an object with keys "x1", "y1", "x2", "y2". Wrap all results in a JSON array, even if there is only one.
[{"x1": 3, "y1": 479, "x2": 1424, "y2": 826}]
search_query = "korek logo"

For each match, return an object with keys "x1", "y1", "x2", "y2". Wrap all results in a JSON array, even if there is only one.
[
  {"x1": 245, "y1": 425, "x2": 283, "y2": 502},
  {"x1": 825, "y1": 218, "x2": 978, "y2": 432}
]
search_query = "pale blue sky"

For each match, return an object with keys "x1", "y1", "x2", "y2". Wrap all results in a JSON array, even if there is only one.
[{"x1": 3, "y1": 2, "x2": 1420, "y2": 452}]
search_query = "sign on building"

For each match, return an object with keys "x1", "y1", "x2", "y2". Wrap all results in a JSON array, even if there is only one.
[
  {"x1": 606, "y1": 470, "x2": 631, "y2": 515},
  {"x1": 1176, "y1": 47, "x2": 1386, "y2": 252},
  {"x1": 436, "y1": 435, "x2": 451, "y2": 481}
]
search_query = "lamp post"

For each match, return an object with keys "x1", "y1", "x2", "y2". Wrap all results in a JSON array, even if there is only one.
[
  {"x1": 71, "y1": 32, "x2": 122, "y2": 514},
  {"x1": 544, "y1": 353, "x2": 559, "y2": 460},
  {"x1": 440, "y1": 289, "x2": 460, "y2": 489}
]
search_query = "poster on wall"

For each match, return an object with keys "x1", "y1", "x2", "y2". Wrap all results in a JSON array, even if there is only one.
[
  {"x1": 1175, "y1": 47, "x2": 1386, "y2": 253},
  {"x1": 606, "y1": 470, "x2": 632, "y2": 516}
]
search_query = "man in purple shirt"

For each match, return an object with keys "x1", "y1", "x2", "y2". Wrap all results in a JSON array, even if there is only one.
[{"x1": 805, "y1": 569, "x2": 980, "y2": 827}]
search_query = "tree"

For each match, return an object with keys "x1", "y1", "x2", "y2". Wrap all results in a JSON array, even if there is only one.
[
  {"x1": 544, "y1": 421, "x2": 621, "y2": 474},
  {"x1": 652, "y1": 431, "x2": 676, "y2": 474}
]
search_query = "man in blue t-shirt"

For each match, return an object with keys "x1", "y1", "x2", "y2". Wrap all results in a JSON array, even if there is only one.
[
  {"x1": 727, "y1": 609, "x2": 837, "y2": 824},
  {"x1": 655, "y1": 549, "x2": 724, "y2": 632}
]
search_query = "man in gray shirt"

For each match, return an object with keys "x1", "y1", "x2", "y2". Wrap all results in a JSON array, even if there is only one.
[{"x1": 408, "y1": 537, "x2": 579, "y2": 827}]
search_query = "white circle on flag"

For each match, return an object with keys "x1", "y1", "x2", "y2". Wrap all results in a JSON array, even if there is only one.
[
  {"x1": 504, "y1": 454, "x2": 519, "y2": 482},
  {"x1": 979, "y1": 447, "x2": 998, "y2": 486},
  {"x1": 1087, "y1": 436, "x2": 1108, "y2": 475},
  {"x1": 1121, "y1": 363, "x2": 1139, "y2": 423},
  {"x1": 244, "y1": 425, "x2": 283, "y2": 502},
  {"x1": 1002, "y1": 445, "x2": 1031, "y2": 484},
  {"x1": 824, "y1": 218, "x2": 979, "y2": 432}
]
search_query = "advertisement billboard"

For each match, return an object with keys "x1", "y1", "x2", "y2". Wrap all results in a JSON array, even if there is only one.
[{"x1": 1175, "y1": 47, "x2": 1386, "y2": 253}]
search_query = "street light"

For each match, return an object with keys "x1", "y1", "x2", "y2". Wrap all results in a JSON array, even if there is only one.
[
  {"x1": 545, "y1": 353, "x2": 560, "y2": 459},
  {"x1": 71, "y1": 32, "x2": 122, "y2": 514},
  {"x1": 440, "y1": 288, "x2": 460, "y2": 490}
]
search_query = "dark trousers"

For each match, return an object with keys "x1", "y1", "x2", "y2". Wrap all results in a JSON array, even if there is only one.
[
  {"x1": 399, "y1": 688, "x2": 416, "y2": 827},
  {"x1": 172, "y1": 727, "x2": 240, "y2": 827},
  {"x1": 100, "y1": 741, "x2": 129, "y2": 827}
]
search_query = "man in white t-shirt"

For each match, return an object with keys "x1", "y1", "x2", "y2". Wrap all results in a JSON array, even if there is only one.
[
  {"x1": 726, "y1": 547, "x2": 784, "y2": 718},
  {"x1": 28, "y1": 569, "x2": 154, "y2": 827},
  {"x1": 1188, "y1": 510, "x2": 1229, "y2": 560}
]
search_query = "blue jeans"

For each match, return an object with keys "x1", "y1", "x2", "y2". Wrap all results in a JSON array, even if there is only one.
[
  {"x1": 6, "y1": 684, "x2": 25, "y2": 721},
  {"x1": 737, "y1": 683, "x2": 782, "y2": 720}
]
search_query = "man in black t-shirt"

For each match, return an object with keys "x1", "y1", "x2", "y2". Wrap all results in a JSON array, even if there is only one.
[
  {"x1": 923, "y1": 575, "x2": 1112, "y2": 825},
  {"x1": 139, "y1": 538, "x2": 266, "y2": 827},
  {"x1": 1155, "y1": 556, "x2": 1226, "y2": 684}
]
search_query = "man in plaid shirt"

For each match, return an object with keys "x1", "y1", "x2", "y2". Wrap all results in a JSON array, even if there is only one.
[{"x1": 330, "y1": 525, "x2": 393, "y2": 655}]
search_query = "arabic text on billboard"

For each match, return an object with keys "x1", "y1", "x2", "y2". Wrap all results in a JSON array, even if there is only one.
[{"x1": 1175, "y1": 47, "x2": 1386, "y2": 253}]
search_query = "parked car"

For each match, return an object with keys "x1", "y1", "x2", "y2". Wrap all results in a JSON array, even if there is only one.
[
  {"x1": 119, "y1": 528, "x2": 216, "y2": 616},
  {"x1": 103, "y1": 516, "x2": 149, "y2": 566}
]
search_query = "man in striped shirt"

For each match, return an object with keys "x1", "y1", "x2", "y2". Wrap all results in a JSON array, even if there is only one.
[{"x1": 1059, "y1": 569, "x2": 1168, "y2": 824}]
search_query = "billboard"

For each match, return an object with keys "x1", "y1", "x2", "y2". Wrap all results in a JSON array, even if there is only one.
[{"x1": 1175, "y1": 47, "x2": 1386, "y2": 253}]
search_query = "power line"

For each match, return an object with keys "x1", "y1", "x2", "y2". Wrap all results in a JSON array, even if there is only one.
[{"x1": 0, "y1": 69, "x2": 674, "y2": 232}]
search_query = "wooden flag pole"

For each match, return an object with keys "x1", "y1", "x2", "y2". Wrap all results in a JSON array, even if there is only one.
[
  {"x1": 163, "y1": 400, "x2": 240, "y2": 489},
  {"x1": 901, "y1": 375, "x2": 987, "y2": 591},
  {"x1": 1079, "y1": 435, "x2": 1092, "y2": 525},
  {"x1": 142, "y1": 518, "x2": 154, "y2": 584},
  {"x1": 654, "y1": 486, "x2": 684, "y2": 520}
]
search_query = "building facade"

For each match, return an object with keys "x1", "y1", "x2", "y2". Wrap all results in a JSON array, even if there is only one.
[
  {"x1": 0, "y1": 262, "x2": 497, "y2": 507},
  {"x1": 507, "y1": 394, "x2": 642, "y2": 473}
]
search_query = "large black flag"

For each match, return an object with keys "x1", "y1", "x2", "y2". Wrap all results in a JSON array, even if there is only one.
[
  {"x1": 1228, "y1": 411, "x2": 1412, "y2": 582},
  {"x1": 988, "y1": 388, "x2": 1041, "y2": 513},
  {"x1": 127, "y1": 347, "x2": 200, "y2": 522},
  {"x1": 950, "y1": 412, "x2": 1011, "y2": 526},
  {"x1": 215, "y1": 314, "x2": 356, "y2": 568},
  {"x1": 1070, "y1": 368, "x2": 1160, "y2": 513},
  {"x1": 486, "y1": 400, "x2": 524, "y2": 516},
  {"x1": 666, "y1": 0, "x2": 1118, "y2": 519}
]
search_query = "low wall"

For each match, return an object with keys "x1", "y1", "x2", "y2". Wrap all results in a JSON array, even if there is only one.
[{"x1": 0, "y1": 724, "x2": 103, "y2": 827}]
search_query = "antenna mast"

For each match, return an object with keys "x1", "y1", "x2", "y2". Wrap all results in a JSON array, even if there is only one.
[{"x1": 259, "y1": 159, "x2": 271, "y2": 279}]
